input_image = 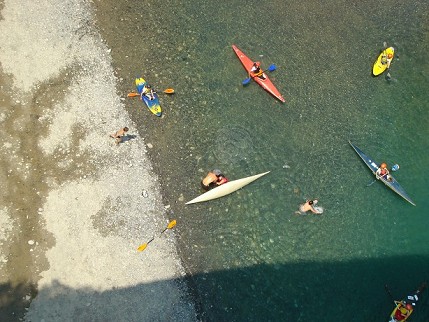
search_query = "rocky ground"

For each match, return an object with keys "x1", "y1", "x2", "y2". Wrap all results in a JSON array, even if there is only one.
[{"x1": 0, "y1": 0, "x2": 196, "y2": 321}]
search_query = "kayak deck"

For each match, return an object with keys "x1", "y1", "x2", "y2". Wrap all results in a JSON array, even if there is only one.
[
  {"x1": 349, "y1": 141, "x2": 415, "y2": 206},
  {"x1": 135, "y1": 77, "x2": 162, "y2": 117},
  {"x1": 232, "y1": 45, "x2": 285, "y2": 103}
]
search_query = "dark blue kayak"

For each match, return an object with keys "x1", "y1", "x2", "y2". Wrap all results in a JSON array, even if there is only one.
[{"x1": 349, "y1": 141, "x2": 415, "y2": 206}]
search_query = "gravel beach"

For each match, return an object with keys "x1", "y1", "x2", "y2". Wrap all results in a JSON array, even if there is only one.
[{"x1": 0, "y1": 0, "x2": 196, "y2": 321}]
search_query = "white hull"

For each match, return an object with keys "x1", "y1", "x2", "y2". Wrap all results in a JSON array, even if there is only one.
[{"x1": 185, "y1": 171, "x2": 270, "y2": 205}]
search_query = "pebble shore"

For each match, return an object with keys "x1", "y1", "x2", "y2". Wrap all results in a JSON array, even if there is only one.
[{"x1": 0, "y1": 0, "x2": 196, "y2": 321}]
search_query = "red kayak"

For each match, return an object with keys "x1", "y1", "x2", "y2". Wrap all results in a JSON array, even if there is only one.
[{"x1": 232, "y1": 44, "x2": 285, "y2": 103}]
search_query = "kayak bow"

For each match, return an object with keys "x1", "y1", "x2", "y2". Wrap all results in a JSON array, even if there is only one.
[
  {"x1": 232, "y1": 45, "x2": 285, "y2": 103},
  {"x1": 349, "y1": 141, "x2": 415, "y2": 206},
  {"x1": 186, "y1": 171, "x2": 270, "y2": 204}
]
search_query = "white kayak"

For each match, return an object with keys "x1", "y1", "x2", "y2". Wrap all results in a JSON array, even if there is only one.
[{"x1": 185, "y1": 171, "x2": 270, "y2": 205}]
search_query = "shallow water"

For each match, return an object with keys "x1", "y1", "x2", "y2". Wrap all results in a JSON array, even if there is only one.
[{"x1": 94, "y1": 0, "x2": 429, "y2": 320}]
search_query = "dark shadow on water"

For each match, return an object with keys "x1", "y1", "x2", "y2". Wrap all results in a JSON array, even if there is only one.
[
  {"x1": 1, "y1": 255, "x2": 428, "y2": 322},
  {"x1": 0, "y1": 281, "x2": 37, "y2": 322}
]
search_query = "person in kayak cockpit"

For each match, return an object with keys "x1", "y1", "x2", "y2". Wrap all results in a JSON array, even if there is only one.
[
  {"x1": 381, "y1": 52, "x2": 393, "y2": 65},
  {"x1": 249, "y1": 62, "x2": 266, "y2": 80},
  {"x1": 394, "y1": 302, "x2": 413, "y2": 321},
  {"x1": 376, "y1": 162, "x2": 391, "y2": 181},
  {"x1": 141, "y1": 84, "x2": 156, "y2": 101}
]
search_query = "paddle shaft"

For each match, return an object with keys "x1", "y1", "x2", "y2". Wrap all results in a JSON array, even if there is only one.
[
  {"x1": 384, "y1": 284, "x2": 395, "y2": 303},
  {"x1": 128, "y1": 89, "x2": 174, "y2": 97},
  {"x1": 367, "y1": 179, "x2": 377, "y2": 186}
]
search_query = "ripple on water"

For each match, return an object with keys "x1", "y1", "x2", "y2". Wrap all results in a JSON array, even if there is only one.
[{"x1": 212, "y1": 124, "x2": 255, "y2": 166}]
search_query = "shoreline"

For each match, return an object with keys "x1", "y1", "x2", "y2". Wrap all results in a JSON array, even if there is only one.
[{"x1": 0, "y1": 0, "x2": 196, "y2": 321}]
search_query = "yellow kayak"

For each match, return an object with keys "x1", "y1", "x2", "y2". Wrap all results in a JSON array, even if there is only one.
[
  {"x1": 373, "y1": 47, "x2": 394, "y2": 76},
  {"x1": 387, "y1": 282, "x2": 426, "y2": 322},
  {"x1": 389, "y1": 301, "x2": 413, "y2": 322}
]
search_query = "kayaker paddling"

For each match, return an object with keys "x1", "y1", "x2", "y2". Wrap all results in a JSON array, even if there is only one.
[
  {"x1": 381, "y1": 52, "x2": 393, "y2": 66},
  {"x1": 201, "y1": 169, "x2": 229, "y2": 191},
  {"x1": 393, "y1": 302, "x2": 413, "y2": 321},
  {"x1": 349, "y1": 141, "x2": 415, "y2": 206},
  {"x1": 249, "y1": 62, "x2": 266, "y2": 80},
  {"x1": 135, "y1": 77, "x2": 162, "y2": 116},
  {"x1": 141, "y1": 84, "x2": 156, "y2": 101},
  {"x1": 372, "y1": 45, "x2": 394, "y2": 76},
  {"x1": 233, "y1": 45, "x2": 285, "y2": 102},
  {"x1": 388, "y1": 282, "x2": 426, "y2": 322},
  {"x1": 376, "y1": 162, "x2": 391, "y2": 181}
]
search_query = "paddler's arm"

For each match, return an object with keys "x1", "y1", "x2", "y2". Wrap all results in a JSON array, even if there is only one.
[
  {"x1": 249, "y1": 66, "x2": 257, "y2": 78},
  {"x1": 310, "y1": 207, "x2": 319, "y2": 214},
  {"x1": 375, "y1": 168, "x2": 382, "y2": 180},
  {"x1": 387, "y1": 59, "x2": 392, "y2": 68}
]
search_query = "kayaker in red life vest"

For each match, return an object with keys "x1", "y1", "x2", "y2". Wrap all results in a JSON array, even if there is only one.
[
  {"x1": 376, "y1": 162, "x2": 391, "y2": 181},
  {"x1": 394, "y1": 302, "x2": 413, "y2": 321},
  {"x1": 249, "y1": 62, "x2": 266, "y2": 80},
  {"x1": 201, "y1": 169, "x2": 228, "y2": 191},
  {"x1": 217, "y1": 175, "x2": 228, "y2": 185}
]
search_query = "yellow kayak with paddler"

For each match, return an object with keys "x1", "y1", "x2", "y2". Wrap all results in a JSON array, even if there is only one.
[{"x1": 373, "y1": 47, "x2": 394, "y2": 76}]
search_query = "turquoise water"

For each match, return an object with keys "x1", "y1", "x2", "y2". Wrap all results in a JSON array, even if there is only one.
[{"x1": 96, "y1": 0, "x2": 428, "y2": 320}]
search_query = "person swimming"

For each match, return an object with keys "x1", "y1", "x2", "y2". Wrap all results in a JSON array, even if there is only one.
[
  {"x1": 296, "y1": 199, "x2": 323, "y2": 215},
  {"x1": 201, "y1": 169, "x2": 228, "y2": 191}
]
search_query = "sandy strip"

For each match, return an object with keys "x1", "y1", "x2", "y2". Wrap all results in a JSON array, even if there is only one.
[{"x1": 0, "y1": 0, "x2": 195, "y2": 320}]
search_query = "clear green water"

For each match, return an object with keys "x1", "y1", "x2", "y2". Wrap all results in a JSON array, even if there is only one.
[{"x1": 96, "y1": 0, "x2": 428, "y2": 320}]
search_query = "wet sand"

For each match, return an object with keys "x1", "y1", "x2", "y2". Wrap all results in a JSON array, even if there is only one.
[{"x1": 0, "y1": 0, "x2": 196, "y2": 321}]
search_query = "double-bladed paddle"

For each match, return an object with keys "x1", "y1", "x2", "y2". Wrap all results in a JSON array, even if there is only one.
[
  {"x1": 384, "y1": 284, "x2": 395, "y2": 303},
  {"x1": 137, "y1": 219, "x2": 177, "y2": 252}
]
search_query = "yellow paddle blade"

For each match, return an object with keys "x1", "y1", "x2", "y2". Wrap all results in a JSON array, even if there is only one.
[
  {"x1": 163, "y1": 88, "x2": 175, "y2": 94},
  {"x1": 127, "y1": 92, "x2": 140, "y2": 97},
  {"x1": 137, "y1": 243, "x2": 148, "y2": 252},
  {"x1": 167, "y1": 220, "x2": 177, "y2": 229}
]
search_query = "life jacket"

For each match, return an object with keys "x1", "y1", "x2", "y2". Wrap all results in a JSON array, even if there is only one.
[
  {"x1": 217, "y1": 176, "x2": 228, "y2": 185},
  {"x1": 394, "y1": 304, "x2": 409, "y2": 320},
  {"x1": 250, "y1": 67, "x2": 264, "y2": 77},
  {"x1": 250, "y1": 62, "x2": 263, "y2": 77}
]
